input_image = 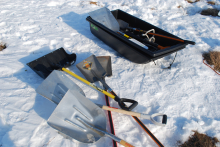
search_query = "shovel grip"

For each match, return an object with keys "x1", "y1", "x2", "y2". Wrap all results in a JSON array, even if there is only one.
[
  {"x1": 111, "y1": 91, "x2": 138, "y2": 111},
  {"x1": 120, "y1": 140, "x2": 134, "y2": 147},
  {"x1": 115, "y1": 97, "x2": 138, "y2": 111}
]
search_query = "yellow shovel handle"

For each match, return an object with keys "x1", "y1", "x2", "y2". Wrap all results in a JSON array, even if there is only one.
[{"x1": 61, "y1": 68, "x2": 115, "y2": 99}]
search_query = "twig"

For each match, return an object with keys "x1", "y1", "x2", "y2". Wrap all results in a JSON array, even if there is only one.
[
  {"x1": 42, "y1": 137, "x2": 56, "y2": 147},
  {"x1": 203, "y1": 59, "x2": 220, "y2": 76}
]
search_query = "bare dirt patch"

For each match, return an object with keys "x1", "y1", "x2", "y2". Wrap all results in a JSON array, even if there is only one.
[
  {"x1": 90, "y1": 1, "x2": 97, "y2": 5},
  {"x1": 178, "y1": 131, "x2": 219, "y2": 147},
  {"x1": 186, "y1": 0, "x2": 200, "y2": 4},
  {"x1": 0, "y1": 42, "x2": 6, "y2": 51}
]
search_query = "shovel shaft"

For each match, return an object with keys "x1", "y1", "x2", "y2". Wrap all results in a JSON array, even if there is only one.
[
  {"x1": 110, "y1": 91, "x2": 164, "y2": 147},
  {"x1": 101, "y1": 105, "x2": 141, "y2": 117},
  {"x1": 120, "y1": 140, "x2": 135, "y2": 147},
  {"x1": 62, "y1": 68, "x2": 115, "y2": 99}
]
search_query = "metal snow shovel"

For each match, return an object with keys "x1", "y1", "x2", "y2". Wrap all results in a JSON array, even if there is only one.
[
  {"x1": 76, "y1": 55, "x2": 138, "y2": 111},
  {"x1": 27, "y1": 48, "x2": 137, "y2": 111},
  {"x1": 47, "y1": 89, "x2": 134, "y2": 147}
]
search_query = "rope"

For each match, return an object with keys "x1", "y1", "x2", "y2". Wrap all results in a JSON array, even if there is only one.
[
  {"x1": 142, "y1": 29, "x2": 156, "y2": 42},
  {"x1": 203, "y1": 59, "x2": 220, "y2": 76},
  {"x1": 42, "y1": 137, "x2": 56, "y2": 147}
]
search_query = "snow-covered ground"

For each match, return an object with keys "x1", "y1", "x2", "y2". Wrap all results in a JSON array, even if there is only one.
[{"x1": 0, "y1": 0, "x2": 220, "y2": 146}]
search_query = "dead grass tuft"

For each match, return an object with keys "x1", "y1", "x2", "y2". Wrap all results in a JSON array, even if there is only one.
[
  {"x1": 0, "y1": 42, "x2": 6, "y2": 51},
  {"x1": 207, "y1": 1, "x2": 216, "y2": 5},
  {"x1": 90, "y1": 1, "x2": 97, "y2": 5},
  {"x1": 203, "y1": 51, "x2": 220, "y2": 72},
  {"x1": 186, "y1": 0, "x2": 200, "y2": 4},
  {"x1": 178, "y1": 131, "x2": 219, "y2": 147}
]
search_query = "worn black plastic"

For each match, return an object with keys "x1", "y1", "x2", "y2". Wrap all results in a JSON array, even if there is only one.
[
  {"x1": 118, "y1": 98, "x2": 138, "y2": 111},
  {"x1": 86, "y1": 9, "x2": 193, "y2": 64},
  {"x1": 27, "y1": 48, "x2": 76, "y2": 79},
  {"x1": 162, "y1": 115, "x2": 167, "y2": 124}
]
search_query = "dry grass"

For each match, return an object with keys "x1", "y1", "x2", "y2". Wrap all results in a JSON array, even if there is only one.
[
  {"x1": 89, "y1": 1, "x2": 97, "y2": 5},
  {"x1": 186, "y1": 0, "x2": 216, "y2": 5},
  {"x1": 186, "y1": 0, "x2": 200, "y2": 4},
  {"x1": 207, "y1": 1, "x2": 216, "y2": 5},
  {"x1": 203, "y1": 51, "x2": 220, "y2": 72},
  {"x1": 0, "y1": 42, "x2": 6, "y2": 51},
  {"x1": 178, "y1": 131, "x2": 219, "y2": 147}
]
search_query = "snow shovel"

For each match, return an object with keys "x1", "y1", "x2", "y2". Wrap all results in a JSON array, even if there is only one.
[
  {"x1": 117, "y1": 19, "x2": 195, "y2": 45},
  {"x1": 27, "y1": 47, "x2": 77, "y2": 79},
  {"x1": 48, "y1": 89, "x2": 134, "y2": 147}
]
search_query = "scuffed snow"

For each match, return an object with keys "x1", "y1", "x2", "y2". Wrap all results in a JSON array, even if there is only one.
[{"x1": 0, "y1": 0, "x2": 220, "y2": 147}]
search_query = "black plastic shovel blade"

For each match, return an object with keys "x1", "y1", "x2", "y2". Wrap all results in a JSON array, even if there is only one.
[{"x1": 27, "y1": 48, "x2": 76, "y2": 79}]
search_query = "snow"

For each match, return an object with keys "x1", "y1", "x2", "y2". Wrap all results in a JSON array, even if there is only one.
[{"x1": 0, "y1": 0, "x2": 220, "y2": 147}]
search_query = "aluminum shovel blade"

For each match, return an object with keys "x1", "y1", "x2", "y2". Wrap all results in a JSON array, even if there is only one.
[
  {"x1": 76, "y1": 55, "x2": 112, "y2": 83},
  {"x1": 36, "y1": 70, "x2": 85, "y2": 104},
  {"x1": 97, "y1": 56, "x2": 112, "y2": 77},
  {"x1": 47, "y1": 90, "x2": 106, "y2": 143}
]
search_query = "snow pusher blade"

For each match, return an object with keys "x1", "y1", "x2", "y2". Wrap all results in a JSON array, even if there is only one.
[{"x1": 27, "y1": 47, "x2": 76, "y2": 79}]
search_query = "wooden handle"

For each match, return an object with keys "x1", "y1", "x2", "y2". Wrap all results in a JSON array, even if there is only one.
[
  {"x1": 148, "y1": 32, "x2": 184, "y2": 43},
  {"x1": 120, "y1": 140, "x2": 135, "y2": 147},
  {"x1": 101, "y1": 105, "x2": 141, "y2": 117},
  {"x1": 157, "y1": 45, "x2": 170, "y2": 50}
]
